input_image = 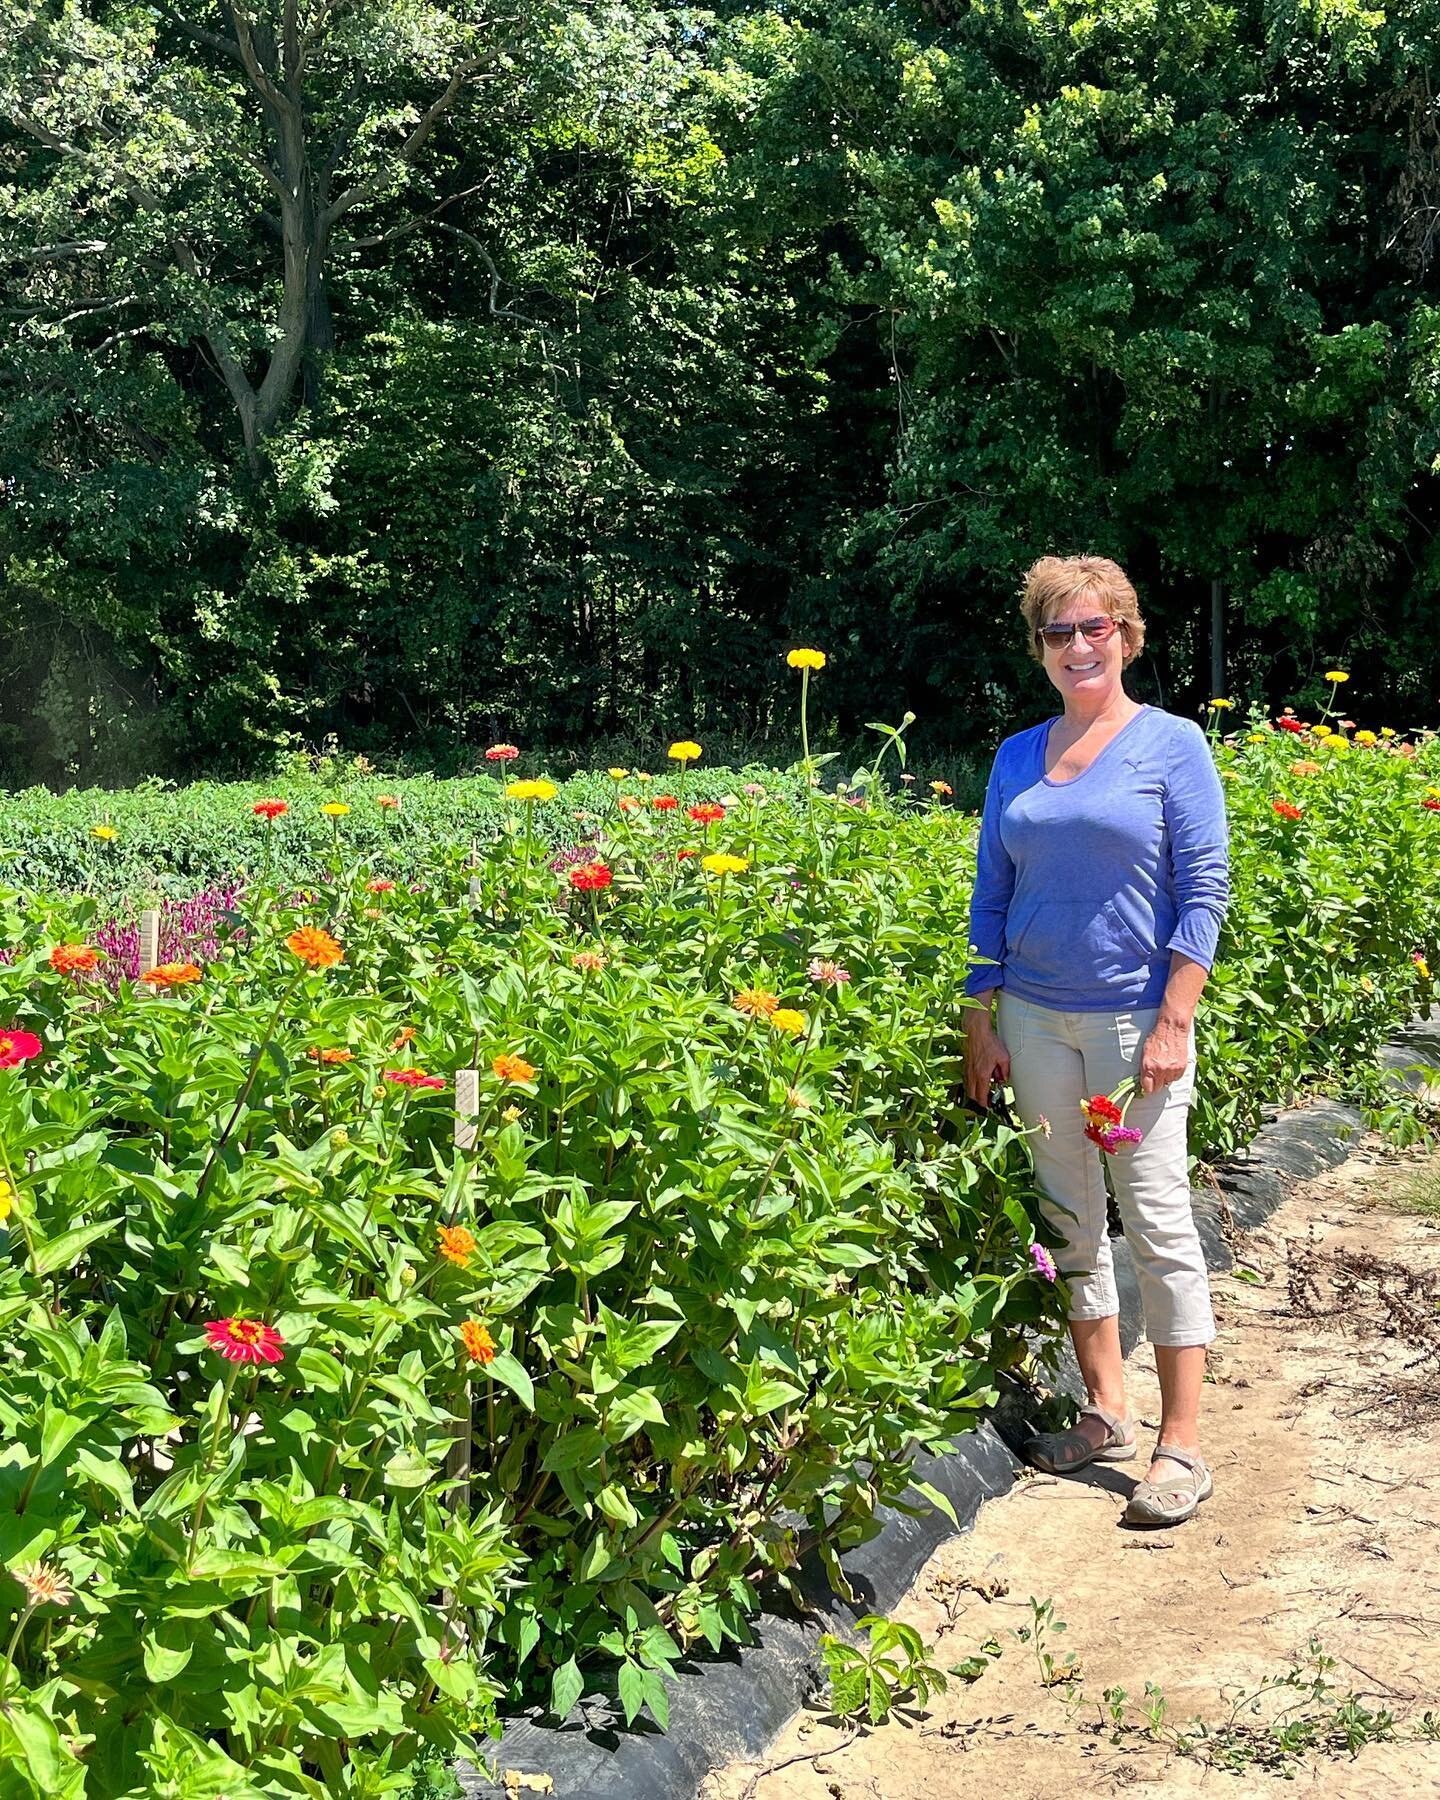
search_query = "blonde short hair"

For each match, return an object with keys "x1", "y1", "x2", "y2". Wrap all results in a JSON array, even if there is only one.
[{"x1": 1020, "y1": 555, "x2": 1145, "y2": 666}]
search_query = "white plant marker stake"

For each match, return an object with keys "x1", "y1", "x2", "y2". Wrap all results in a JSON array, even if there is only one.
[
  {"x1": 138, "y1": 909, "x2": 161, "y2": 984},
  {"x1": 454, "y1": 1068, "x2": 480, "y2": 1151},
  {"x1": 447, "y1": 1067, "x2": 481, "y2": 1513}
]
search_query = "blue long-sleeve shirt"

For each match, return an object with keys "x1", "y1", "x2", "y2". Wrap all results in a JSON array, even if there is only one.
[{"x1": 964, "y1": 705, "x2": 1230, "y2": 1011}]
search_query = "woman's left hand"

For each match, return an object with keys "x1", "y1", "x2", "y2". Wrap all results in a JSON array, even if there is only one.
[{"x1": 1139, "y1": 1017, "x2": 1190, "y2": 1095}]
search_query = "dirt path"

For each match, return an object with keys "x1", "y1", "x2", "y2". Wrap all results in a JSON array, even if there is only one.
[{"x1": 702, "y1": 1136, "x2": 1440, "y2": 1799}]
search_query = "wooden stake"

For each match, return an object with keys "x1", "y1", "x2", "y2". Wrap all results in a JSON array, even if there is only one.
[{"x1": 138, "y1": 909, "x2": 161, "y2": 982}]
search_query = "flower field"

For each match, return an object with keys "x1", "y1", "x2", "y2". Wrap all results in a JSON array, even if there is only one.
[{"x1": 1, "y1": 695, "x2": 1438, "y2": 1798}]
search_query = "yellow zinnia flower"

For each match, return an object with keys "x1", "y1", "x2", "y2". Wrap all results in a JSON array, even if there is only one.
[
  {"x1": 1354, "y1": 730, "x2": 1377, "y2": 746},
  {"x1": 1219, "y1": 769, "x2": 1240, "y2": 780},
  {"x1": 608, "y1": 768, "x2": 629, "y2": 780},
  {"x1": 1311, "y1": 725, "x2": 1332, "y2": 738},
  {"x1": 506, "y1": 779, "x2": 558, "y2": 802},
  {"x1": 0, "y1": 1178, "x2": 13, "y2": 1224},
  {"x1": 1380, "y1": 726, "x2": 1396, "y2": 738},
  {"x1": 668, "y1": 740, "x2": 702, "y2": 764},
  {"x1": 1208, "y1": 698, "x2": 1234, "y2": 710},
  {"x1": 1247, "y1": 732, "x2": 1267, "y2": 743},
  {"x1": 1324, "y1": 670, "x2": 1349, "y2": 683},
  {"x1": 701, "y1": 852, "x2": 749, "y2": 876},
  {"x1": 91, "y1": 824, "x2": 118, "y2": 842},
  {"x1": 1320, "y1": 734, "x2": 1348, "y2": 752},
  {"x1": 321, "y1": 802, "x2": 351, "y2": 818},
  {"x1": 770, "y1": 1008, "x2": 806, "y2": 1035},
  {"x1": 786, "y1": 648, "x2": 827, "y2": 670}
]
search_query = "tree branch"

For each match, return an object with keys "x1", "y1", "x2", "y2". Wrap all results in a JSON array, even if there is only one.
[
  {"x1": 333, "y1": 181, "x2": 488, "y2": 251},
  {"x1": 159, "y1": 7, "x2": 246, "y2": 68},
  {"x1": 322, "y1": 53, "x2": 497, "y2": 228}
]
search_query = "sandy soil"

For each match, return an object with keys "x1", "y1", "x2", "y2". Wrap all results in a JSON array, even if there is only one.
[{"x1": 701, "y1": 1137, "x2": 1440, "y2": 1799}]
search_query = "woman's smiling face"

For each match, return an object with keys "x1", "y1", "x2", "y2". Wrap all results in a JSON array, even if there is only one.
[{"x1": 1039, "y1": 599, "x2": 1128, "y2": 703}]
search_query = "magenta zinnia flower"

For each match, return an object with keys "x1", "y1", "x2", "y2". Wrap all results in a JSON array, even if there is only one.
[
  {"x1": 205, "y1": 1318, "x2": 285, "y2": 1364},
  {"x1": 1030, "y1": 1244, "x2": 1058, "y2": 1282}
]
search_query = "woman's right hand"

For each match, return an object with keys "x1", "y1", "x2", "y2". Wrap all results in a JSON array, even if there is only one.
[{"x1": 963, "y1": 1018, "x2": 1011, "y2": 1108}]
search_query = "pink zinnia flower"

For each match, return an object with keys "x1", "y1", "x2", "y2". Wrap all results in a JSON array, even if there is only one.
[
  {"x1": 204, "y1": 1317, "x2": 285, "y2": 1364},
  {"x1": 485, "y1": 745, "x2": 520, "y2": 762},
  {"x1": 1030, "y1": 1244, "x2": 1058, "y2": 1282},
  {"x1": 807, "y1": 958, "x2": 851, "y2": 986},
  {"x1": 0, "y1": 1029, "x2": 43, "y2": 1069}
]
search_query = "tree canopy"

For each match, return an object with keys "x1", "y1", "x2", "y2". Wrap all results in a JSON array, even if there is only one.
[{"x1": 3, "y1": 0, "x2": 1437, "y2": 782}]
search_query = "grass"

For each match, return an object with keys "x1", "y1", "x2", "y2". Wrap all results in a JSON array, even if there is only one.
[{"x1": 1376, "y1": 1149, "x2": 1440, "y2": 1220}]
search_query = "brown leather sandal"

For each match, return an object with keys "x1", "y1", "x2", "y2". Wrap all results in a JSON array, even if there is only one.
[{"x1": 1027, "y1": 1402, "x2": 1137, "y2": 1475}]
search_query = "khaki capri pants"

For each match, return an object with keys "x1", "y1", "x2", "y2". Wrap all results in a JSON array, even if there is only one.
[{"x1": 996, "y1": 990, "x2": 1216, "y2": 1349}]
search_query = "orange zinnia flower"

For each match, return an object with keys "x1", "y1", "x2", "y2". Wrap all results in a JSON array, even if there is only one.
[
  {"x1": 49, "y1": 944, "x2": 102, "y2": 976},
  {"x1": 367, "y1": 878, "x2": 396, "y2": 893},
  {"x1": 377, "y1": 794, "x2": 400, "y2": 809},
  {"x1": 392, "y1": 1026, "x2": 417, "y2": 1049},
  {"x1": 733, "y1": 987, "x2": 780, "y2": 1018},
  {"x1": 287, "y1": 926, "x2": 344, "y2": 968},
  {"x1": 438, "y1": 1225, "x2": 476, "y2": 1268},
  {"x1": 491, "y1": 1052, "x2": 536, "y2": 1083},
  {"x1": 144, "y1": 962, "x2": 202, "y2": 987},
  {"x1": 459, "y1": 1320, "x2": 497, "y2": 1363},
  {"x1": 306, "y1": 1046, "x2": 353, "y2": 1065}
]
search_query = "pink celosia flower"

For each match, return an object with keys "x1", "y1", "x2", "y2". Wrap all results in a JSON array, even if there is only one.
[{"x1": 1030, "y1": 1244, "x2": 1058, "y2": 1282}]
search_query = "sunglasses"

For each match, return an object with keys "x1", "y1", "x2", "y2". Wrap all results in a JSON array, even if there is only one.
[{"x1": 1037, "y1": 615, "x2": 1121, "y2": 650}]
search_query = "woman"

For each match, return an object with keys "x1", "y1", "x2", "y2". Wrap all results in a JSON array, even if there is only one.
[{"x1": 963, "y1": 554, "x2": 1229, "y2": 1527}]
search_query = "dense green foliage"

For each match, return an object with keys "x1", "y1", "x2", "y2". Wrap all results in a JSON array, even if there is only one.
[
  {"x1": 2, "y1": 711, "x2": 1438, "y2": 1795},
  {"x1": 3, "y1": 0, "x2": 1439, "y2": 783}
]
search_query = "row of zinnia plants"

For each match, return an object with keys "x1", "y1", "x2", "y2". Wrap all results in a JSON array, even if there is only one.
[{"x1": 0, "y1": 690, "x2": 1436, "y2": 1796}]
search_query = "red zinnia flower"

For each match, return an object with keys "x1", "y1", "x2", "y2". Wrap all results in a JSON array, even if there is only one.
[
  {"x1": 204, "y1": 1317, "x2": 285, "y2": 1364},
  {"x1": 677, "y1": 848, "x2": 698, "y2": 861},
  {"x1": 1272, "y1": 800, "x2": 1304, "y2": 820},
  {"x1": 485, "y1": 744, "x2": 520, "y2": 762},
  {"x1": 1080, "y1": 1093, "x2": 1123, "y2": 1127},
  {"x1": 384, "y1": 1068, "x2": 445, "y2": 1090},
  {"x1": 49, "y1": 944, "x2": 103, "y2": 976},
  {"x1": 367, "y1": 878, "x2": 396, "y2": 893},
  {"x1": 0, "y1": 1029, "x2": 43, "y2": 1069},
  {"x1": 1276, "y1": 717, "x2": 1305, "y2": 734},
  {"x1": 568, "y1": 861, "x2": 613, "y2": 892},
  {"x1": 688, "y1": 803, "x2": 726, "y2": 825},
  {"x1": 253, "y1": 798, "x2": 289, "y2": 820},
  {"x1": 1422, "y1": 798, "x2": 1440, "y2": 813},
  {"x1": 651, "y1": 795, "x2": 678, "y2": 812}
]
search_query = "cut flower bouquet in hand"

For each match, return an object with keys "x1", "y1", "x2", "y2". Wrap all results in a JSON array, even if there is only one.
[{"x1": 1081, "y1": 1078, "x2": 1144, "y2": 1153}]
